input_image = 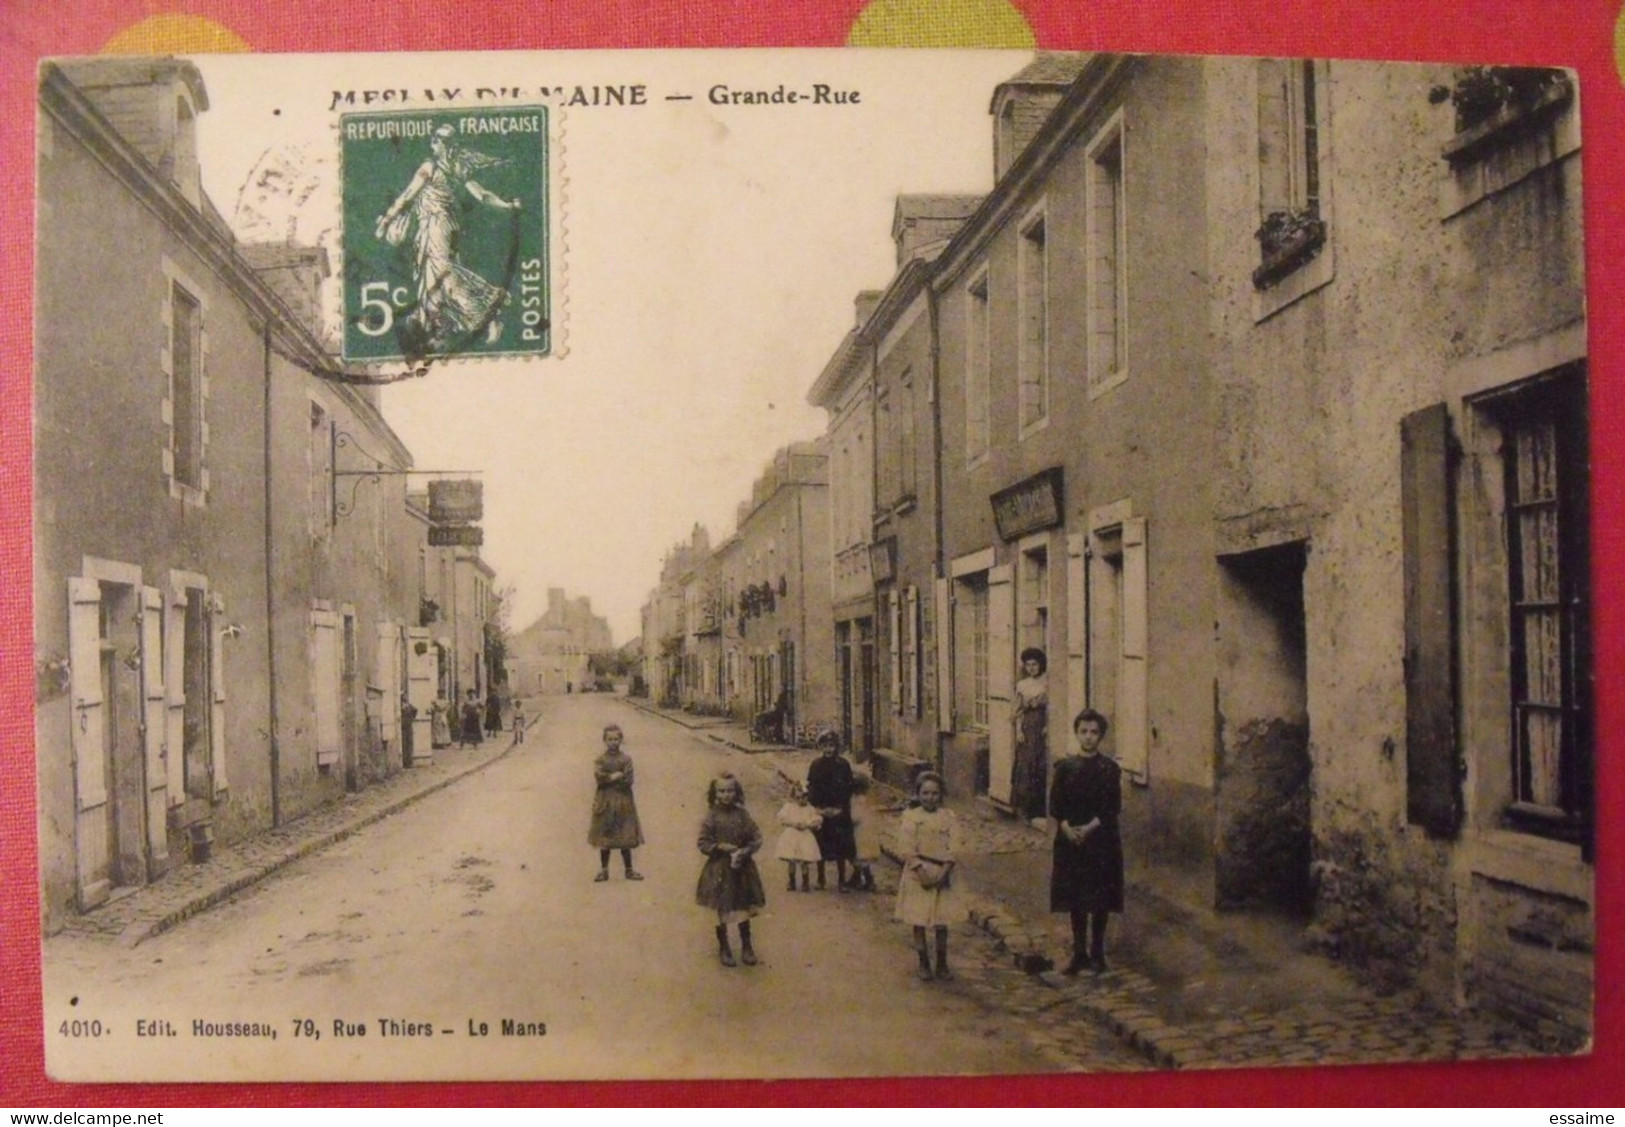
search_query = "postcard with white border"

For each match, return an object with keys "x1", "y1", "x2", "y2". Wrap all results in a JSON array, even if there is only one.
[{"x1": 34, "y1": 46, "x2": 1594, "y2": 1081}]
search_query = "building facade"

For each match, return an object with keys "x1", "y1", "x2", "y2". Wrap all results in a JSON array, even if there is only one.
[{"x1": 35, "y1": 60, "x2": 490, "y2": 932}]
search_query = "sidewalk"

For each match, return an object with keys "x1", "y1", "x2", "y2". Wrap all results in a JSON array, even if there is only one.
[
  {"x1": 629, "y1": 696, "x2": 1549, "y2": 1070},
  {"x1": 57, "y1": 734, "x2": 520, "y2": 948}
]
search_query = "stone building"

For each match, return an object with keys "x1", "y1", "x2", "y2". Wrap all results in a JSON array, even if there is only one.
[
  {"x1": 508, "y1": 588, "x2": 615, "y2": 696},
  {"x1": 1203, "y1": 58, "x2": 1589, "y2": 1042},
  {"x1": 34, "y1": 60, "x2": 469, "y2": 931},
  {"x1": 801, "y1": 51, "x2": 1591, "y2": 1041}
]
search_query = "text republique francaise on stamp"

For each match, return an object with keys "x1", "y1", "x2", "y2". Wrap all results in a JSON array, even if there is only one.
[{"x1": 340, "y1": 107, "x2": 549, "y2": 365}]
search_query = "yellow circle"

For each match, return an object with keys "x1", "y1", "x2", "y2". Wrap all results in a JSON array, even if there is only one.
[
  {"x1": 848, "y1": 0, "x2": 1037, "y2": 48},
  {"x1": 102, "y1": 14, "x2": 252, "y2": 55},
  {"x1": 1616, "y1": 1, "x2": 1625, "y2": 87}
]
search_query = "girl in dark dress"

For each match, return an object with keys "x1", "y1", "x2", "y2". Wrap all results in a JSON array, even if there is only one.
[
  {"x1": 1049, "y1": 708, "x2": 1124, "y2": 976},
  {"x1": 805, "y1": 745, "x2": 856, "y2": 891},
  {"x1": 459, "y1": 689, "x2": 484, "y2": 747},
  {"x1": 588, "y1": 724, "x2": 644, "y2": 882},
  {"x1": 696, "y1": 773, "x2": 766, "y2": 967}
]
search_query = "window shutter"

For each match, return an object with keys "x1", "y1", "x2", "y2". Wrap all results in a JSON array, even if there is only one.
[
  {"x1": 209, "y1": 593, "x2": 228, "y2": 795},
  {"x1": 887, "y1": 589, "x2": 902, "y2": 716},
  {"x1": 68, "y1": 577, "x2": 107, "y2": 811},
  {"x1": 1066, "y1": 534, "x2": 1086, "y2": 730},
  {"x1": 1401, "y1": 403, "x2": 1461, "y2": 837},
  {"x1": 935, "y1": 578, "x2": 954, "y2": 733},
  {"x1": 987, "y1": 565, "x2": 1016, "y2": 804},
  {"x1": 140, "y1": 586, "x2": 169, "y2": 865},
  {"x1": 164, "y1": 587, "x2": 187, "y2": 803},
  {"x1": 904, "y1": 586, "x2": 921, "y2": 719},
  {"x1": 1119, "y1": 518, "x2": 1149, "y2": 778}
]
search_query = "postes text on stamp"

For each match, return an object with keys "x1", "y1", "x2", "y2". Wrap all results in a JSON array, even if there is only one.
[{"x1": 340, "y1": 107, "x2": 549, "y2": 364}]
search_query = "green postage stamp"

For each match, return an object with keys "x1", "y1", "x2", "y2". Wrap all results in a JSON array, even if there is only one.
[{"x1": 340, "y1": 107, "x2": 550, "y2": 364}]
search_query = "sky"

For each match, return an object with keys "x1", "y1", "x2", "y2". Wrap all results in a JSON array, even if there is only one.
[{"x1": 191, "y1": 49, "x2": 1030, "y2": 643}]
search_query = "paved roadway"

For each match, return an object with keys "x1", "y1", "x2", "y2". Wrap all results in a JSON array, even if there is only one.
[{"x1": 46, "y1": 695, "x2": 1144, "y2": 1082}]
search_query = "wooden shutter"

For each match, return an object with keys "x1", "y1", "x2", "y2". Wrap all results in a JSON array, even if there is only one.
[
  {"x1": 139, "y1": 586, "x2": 169, "y2": 866},
  {"x1": 164, "y1": 587, "x2": 187, "y2": 803},
  {"x1": 1066, "y1": 534, "x2": 1086, "y2": 732},
  {"x1": 987, "y1": 564, "x2": 1016, "y2": 803},
  {"x1": 68, "y1": 577, "x2": 111, "y2": 907},
  {"x1": 209, "y1": 593, "x2": 228, "y2": 795},
  {"x1": 935, "y1": 578, "x2": 953, "y2": 733},
  {"x1": 887, "y1": 589, "x2": 903, "y2": 715},
  {"x1": 1119, "y1": 518, "x2": 1149, "y2": 778},
  {"x1": 312, "y1": 610, "x2": 342, "y2": 766},
  {"x1": 1402, "y1": 403, "x2": 1460, "y2": 836},
  {"x1": 904, "y1": 586, "x2": 921, "y2": 719}
]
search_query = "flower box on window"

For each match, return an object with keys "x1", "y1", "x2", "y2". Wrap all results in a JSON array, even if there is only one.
[
  {"x1": 1251, "y1": 209, "x2": 1326, "y2": 290},
  {"x1": 1437, "y1": 66, "x2": 1572, "y2": 166}
]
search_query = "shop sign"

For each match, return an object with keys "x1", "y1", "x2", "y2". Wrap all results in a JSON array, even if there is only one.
[
  {"x1": 429, "y1": 479, "x2": 484, "y2": 524},
  {"x1": 868, "y1": 537, "x2": 897, "y2": 584},
  {"x1": 429, "y1": 524, "x2": 484, "y2": 547},
  {"x1": 990, "y1": 467, "x2": 1064, "y2": 541}
]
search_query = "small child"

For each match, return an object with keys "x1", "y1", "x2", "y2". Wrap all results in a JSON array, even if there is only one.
[
  {"x1": 587, "y1": 724, "x2": 644, "y2": 882},
  {"x1": 696, "y1": 773, "x2": 766, "y2": 967},
  {"x1": 512, "y1": 699, "x2": 527, "y2": 745},
  {"x1": 773, "y1": 783, "x2": 823, "y2": 892},
  {"x1": 848, "y1": 770, "x2": 879, "y2": 892},
  {"x1": 894, "y1": 771, "x2": 962, "y2": 981}
]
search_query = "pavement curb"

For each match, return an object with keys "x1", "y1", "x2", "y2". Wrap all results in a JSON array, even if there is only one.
[{"x1": 116, "y1": 736, "x2": 524, "y2": 949}]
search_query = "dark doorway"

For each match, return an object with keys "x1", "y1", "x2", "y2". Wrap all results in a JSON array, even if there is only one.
[{"x1": 1215, "y1": 542, "x2": 1312, "y2": 914}]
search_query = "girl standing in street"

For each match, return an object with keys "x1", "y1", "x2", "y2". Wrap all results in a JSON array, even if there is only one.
[
  {"x1": 894, "y1": 772, "x2": 962, "y2": 981},
  {"x1": 696, "y1": 773, "x2": 766, "y2": 966},
  {"x1": 1049, "y1": 709, "x2": 1124, "y2": 975},
  {"x1": 773, "y1": 783, "x2": 823, "y2": 892},
  {"x1": 588, "y1": 724, "x2": 644, "y2": 882}
]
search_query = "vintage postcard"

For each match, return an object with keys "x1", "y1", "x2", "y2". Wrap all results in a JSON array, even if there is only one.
[{"x1": 34, "y1": 47, "x2": 1593, "y2": 1082}]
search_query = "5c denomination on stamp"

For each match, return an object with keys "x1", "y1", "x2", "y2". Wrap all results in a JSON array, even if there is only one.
[{"x1": 340, "y1": 107, "x2": 550, "y2": 364}]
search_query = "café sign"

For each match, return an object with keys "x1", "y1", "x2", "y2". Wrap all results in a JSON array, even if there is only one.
[
  {"x1": 990, "y1": 467, "x2": 1064, "y2": 541},
  {"x1": 428, "y1": 524, "x2": 484, "y2": 547},
  {"x1": 429, "y1": 479, "x2": 484, "y2": 524}
]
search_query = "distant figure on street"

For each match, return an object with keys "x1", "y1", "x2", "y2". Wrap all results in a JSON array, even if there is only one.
[
  {"x1": 511, "y1": 698, "x2": 526, "y2": 745},
  {"x1": 430, "y1": 696, "x2": 453, "y2": 749},
  {"x1": 588, "y1": 724, "x2": 644, "y2": 882},
  {"x1": 848, "y1": 770, "x2": 879, "y2": 892},
  {"x1": 484, "y1": 688, "x2": 504, "y2": 735},
  {"x1": 458, "y1": 689, "x2": 483, "y2": 747},
  {"x1": 773, "y1": 783, "x2": 823, "y2": 893},
  {"x1": 696, "y1": 773, "x2": 765, "y2": 967},
  {"x1": 1049, "y1": 709, "x2": 1124, "y2": 976},
  {"x1": 806, "y1": 743, "x2": 856, "y2": 891},
  {"x1": 894, "y1": 772, "x2": 961, "y2": 981},
  {"x1": 1011, "y1": 647, "x2": 1049, "y2": 821}
]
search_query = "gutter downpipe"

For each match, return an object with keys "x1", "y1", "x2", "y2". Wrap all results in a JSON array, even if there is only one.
[
  {"x1": 927, "y1": 282, "x2": 947, "y2": 775},
  {"x1": 263, "y1": 323, "x2": 282, "y2": 827}
]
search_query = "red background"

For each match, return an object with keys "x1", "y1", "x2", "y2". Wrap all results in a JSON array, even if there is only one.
[{"x1": 1, "y1": 0, "x2": 1621, "y2": 1107}]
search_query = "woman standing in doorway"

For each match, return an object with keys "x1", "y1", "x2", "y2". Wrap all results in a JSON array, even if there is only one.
[
  {"x1": 1011, "y1": 647, "x2": 1049, "y2": 821},
  {"x1": 1049, "y1": 709, "x2": 1124, "y2": 976}
]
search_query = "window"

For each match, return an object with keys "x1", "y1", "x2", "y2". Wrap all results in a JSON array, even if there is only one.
[
  {"x1": 1086, "y1": 118, "x2": 1127, "y2": 396},
  {"x1": 1501, "y1": 377, "x2": 1590, "y2": 837},
  {"x1": 1255, "y1": 59, "x2": 1329, "y2": 291},
  {"x1": 965, "y1": 271, "x2": 990, "y2": 463},
  {"x1": 898, "y1": 372, "x2": 916, "y2": 501},
  {"x1": 953, "y1": 573, "x2": 990, "y2": 729},
  {"x1": 309, "y1": 401, "x2": 332, "y2": 538},
  {"x1": 168, "y1": 283, "x2": 205, "y2": 494},
  {"x1": 1018, "y1": 209, "x2": 1049, "y2": 431}
]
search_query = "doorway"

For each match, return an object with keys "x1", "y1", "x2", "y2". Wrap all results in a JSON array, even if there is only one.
[{"x1": 1215, "y1": 542, "x2": 1312, "y2": 913}]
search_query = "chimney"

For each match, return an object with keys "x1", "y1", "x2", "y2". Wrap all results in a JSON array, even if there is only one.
[
  {"x1": 55, "y1": 58, "x2": 210, "y2": 208},
  {"x1": 854, "y1": 290, "x2": 884, "y2": 330},
  {"x1": 892, "y1": 195, "x2": 984, "y2": 267}
]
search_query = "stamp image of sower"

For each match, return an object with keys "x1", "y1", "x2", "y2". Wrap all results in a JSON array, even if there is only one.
[{"x1": 341, "y1": 108, "x2": 550, "y2": 364}]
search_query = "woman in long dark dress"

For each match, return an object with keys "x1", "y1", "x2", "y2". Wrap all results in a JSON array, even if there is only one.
[
  {"x1": 805, "y1": 744, "x2": 856, "y2": 891},
  {"x1": 1049, "y1": 708, "x2": 1124, "y2": 976},
  {"x1": 1010, "y1": 647, "x2": 1049, "y2": 821}
]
